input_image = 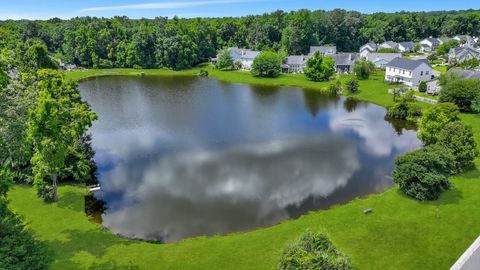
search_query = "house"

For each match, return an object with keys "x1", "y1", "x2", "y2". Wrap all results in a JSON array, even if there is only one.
[
  {"x1": 446, "y1": 68, "x2": 480, "y2": 80},
  {"x1": 448, "y1": 47, "x2": 480, "y2": 63},
  {"x1": 420, "y1": 38, "x2": 441, "y2": 52},
  {"x1": 426, "y1": 79, "x2": 441, "y2": 95},
  {"x1": 378, "y1": 41, "x2": 399, "y2": 51},
  {"x1": 453, "y1": 35, "x2": 475, "y2": 47},
  {"x1": 212, "y1": 47, "x2": 260, "y2": 70},
  {"x1": 438, "y1": 37, "x2": 452, "y2": 44},
  {"x1": 332, "y1": 53, "x2": 359, "y2": 74},
  {"x1": 385, "y1": 58, "x2": 435, "y2": 89},
  {"x1": 397, "y1": 42, "x2": 416, "y2": 53},
  {"x1": 359, "y1": 43, "x2": 378, "y2": 57},
  {"x1": 365, "y1": 53, "x2": 402, "y2": 69},
  {"x1": 309, "y1": 46, "x2": 337, "y2": 56},
  {"x1": 281, "y1": 55, "x2": 309, "y2": 74}
]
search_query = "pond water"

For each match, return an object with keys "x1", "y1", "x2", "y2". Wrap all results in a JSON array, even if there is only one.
[{"x1": 79, "y1": 75, "x2": 421, "y2": 243}]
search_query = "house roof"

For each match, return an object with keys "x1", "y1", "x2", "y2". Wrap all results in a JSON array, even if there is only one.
[
  {"x1": 380, "y1": 41, "x2": 398, "y2": 48},
  {"x1": 447, "y1": 68, "x2": 480, "y2": 79},
  {"x1": 386, "y1": 58, "x2": 431, "y2": 70},
  {"x1": 309, "y1": 46, "x2": 337, "y2": 54},
  {"x1": 284, "y1": 55, "x2": 309, "y2": 65},
  {"x1": 241, "y1": 50, "x2": 260, "y2": 60},
  {"x1": 366, "y1": 53, "x2": 402, "y2": 63},
  {"x1": 450, "y1": 46, "x2": 480, "y2": 56},
  {"x1": 332, "y1": 53, "x2": 359, "y2": 66},
  {"x1": 398, "y1": 42, "x2": 415, "y2": 49},
  {"x1": 360, "y1": 43, "x2": 378, "y2": 51},
  {"x1": 438, "y1": 37, "x2": 451, "y2": 43}
]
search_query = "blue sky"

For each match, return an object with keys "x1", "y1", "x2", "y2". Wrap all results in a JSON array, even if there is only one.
[{"x1": 1, "y1": 0, "x2": 480, "y2": 20}]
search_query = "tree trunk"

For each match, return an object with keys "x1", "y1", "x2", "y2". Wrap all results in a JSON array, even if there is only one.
[{"x1": 53, "y1": 174, "x2": 58, "y2": 202}]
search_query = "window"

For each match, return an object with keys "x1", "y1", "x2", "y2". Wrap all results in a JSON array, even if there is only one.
[
  {"x1": 409, "y1": 72, "x2": 412, "y2": 76},
  {"x1": 420, "y1": 71, "x2": 423, "y2": 76},
  {"x1": 426, "y1": 71, "x2": 429, "y2": 75}
]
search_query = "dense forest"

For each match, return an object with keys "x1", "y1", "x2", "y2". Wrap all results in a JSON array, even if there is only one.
[{"x1": 1, "y1": 9, "x2": 480, "y2": 70}]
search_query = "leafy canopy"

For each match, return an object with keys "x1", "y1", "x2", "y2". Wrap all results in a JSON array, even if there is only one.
[
  {"x1": 251, "y1": 51, "x2": 282, "y2": 78},
  {"x1": 417, "y1": 103, "x2": 460, "y2": 145},
  {"x1": 304, "y1": 51, "x2": 335, "y2": 82}
]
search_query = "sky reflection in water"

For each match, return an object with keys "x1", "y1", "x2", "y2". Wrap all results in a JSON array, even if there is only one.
[{"x1": 79, "y1": 76, "x2": 421, "y2": 243}]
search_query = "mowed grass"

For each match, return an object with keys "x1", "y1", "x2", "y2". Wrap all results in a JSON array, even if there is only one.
[{"x1": 7, "y1": 67, "x2": 480, "y2": 269}]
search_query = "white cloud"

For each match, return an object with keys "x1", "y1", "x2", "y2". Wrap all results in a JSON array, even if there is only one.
[{"x1": 79, "y1": 0, "x2": 261, "y2": 13}]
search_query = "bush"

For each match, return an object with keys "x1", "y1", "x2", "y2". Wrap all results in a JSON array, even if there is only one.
[
  {"x1": 133, "y1": 64, "x2": 142, "y2": 70},
  {"x1": 215, "y1": 48, "x2": 234, "y2": 70},
  {"x1": 0, "y1": 200, "x2": 52, "y2": 270},
  {"x1": 279, "y1": 231, "x2": 354, "y2": 270},
  {"x1": 199, "y1": 69, "x2": 209, "y2": 77},
  {"x1": 387, "y1": 98, "x2": 422, "y2": 121},
  {"x1": 439, "y1": 79, "x2": 480, "y2": 113},
  {"x1": 252, "y1": 51, "x2": 282, "y2": 78},
  {"x1": 353, "y1": 60, "x2": 375, "y2": 80},
  {"x1": 346, "y1": 79, "x2": 359, "y2": 94},
  {"x1": 417, "y1": 103, "x2": 460, "y2": 145},
  {"x1": 393, "y1": 144, "x2": 455, "y2": 201},
  {"x1": 37, "y1": 185, "x2": 56, "y2": 203},
  {"x1": 438, "y1": 122, "x2": 479, "y2": 173},
  {"x1": 418, "y1": 81, "x2": 427, "y2": 93},
  {"x1": 304, "y1": 51, "x2": 335, "y2": 82},
  {"x1": 328, "y1": 80, "x2": 342, "y2": 94}
]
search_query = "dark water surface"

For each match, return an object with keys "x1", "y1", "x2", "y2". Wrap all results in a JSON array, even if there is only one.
[{"x1": 79, "y1": 75, "x2": 421, "y2": 243}]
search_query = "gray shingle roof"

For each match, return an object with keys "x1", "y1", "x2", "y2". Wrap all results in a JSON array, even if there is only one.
[
  {"x1": 332, "y1": 53, "x2": 359, "y2": 66},
  {"x1": 284, "y1": 55, "x2": 309, "y2": 65},
  {"x1": 309, "y1": 46, "x2": 337, "y2": 55},
  {"x1": 366, "y1": 53, "x2": 402, "y2": 63},
  {"x1": 380, "y1": 41, "x2": 398, "y2": 49},
  {"x1": 399, "y1": 42, "x2": 415, "y2": 50},
  {"x1": 386, "y1": 58, "x2": 431, "y2": 70},
  {"x1": 447, "y1": 68, "x2": 480, "y2": 79}
]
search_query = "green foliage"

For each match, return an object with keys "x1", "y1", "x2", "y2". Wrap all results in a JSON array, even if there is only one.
[
  {"x1": 412, "y1": 43, "x2": 421, "y2": 53},
  {"x1": 199, "y1": 69, "x2": 209, "y2": 77},
  {"x1": 279, "y1": 231, "x2": 354, "y2": 270},
  {"x1": 393, "y1": 144, "x2": 455, "y2": 201},
  {"x1": 459, "y1": 58, "x2": 480, "y2": 69},
  {"x1": 436, "y1": 39, "x2": 459, "y2": 56},
  {"x1": 439, "y1": 79, "x2": 480, "y2": 112},
  {"x1": 215, "y1": 49, "x2": 234, "y2": 70},
  {"x1": 417, "y1": 103, "x2": 460, "y2": 145},
  {"x1": 353, "y1": 60, "x2": 375, "y2": 80},
  {"x1": 27, "y1": 42, "x2": 58, "y2": 70},
  {"x1": 346, "y1": 79, "x2": 359, "y2": 94},
  {"x1": 27, "y1": 70, "x2": 97, "y2": 202},
  {"x1": 387, "y1": 95, "x2": 422, "y2": 121},
  {"x1": 281, "y1": 10, "x2": 317, "y2": 55},
  {"x1": 438, "y1": 122, "x2": 479, "y2": 173},
  {"x1": 377, "y1": 48, "x2": 398, "y2": 53},
  {"x1": 0, "y1": 200, "x2": 52, "y2": 270},
  {"x1": 328, "y1": 80, "x2": 342, "y2": 94},
  {"x1": 418, "y1": 81, "x2": 427, "y2": 93},
  {"x1": 304, "y1": 51, "x2": 335, "y2": 82},
  {"x1": 251, "y1": 51, "x2": 282, "y2": 78}
]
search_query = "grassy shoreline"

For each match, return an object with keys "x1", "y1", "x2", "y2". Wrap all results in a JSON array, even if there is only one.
[{"x1": 8, "y1": 67, "x2": 480, "y2": 269}]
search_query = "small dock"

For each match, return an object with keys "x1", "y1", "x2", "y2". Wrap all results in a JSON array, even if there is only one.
[{"x1": 88, "y1": 184, "x2": 101, "y2": 192}]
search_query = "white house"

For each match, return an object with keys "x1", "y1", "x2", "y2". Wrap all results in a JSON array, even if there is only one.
[
  {"x1": 385, "y1": 58, "x2": 435, "y2": 89},
  {"x1": 378, "y1": 41, "x2": 398, "y2": 51},
  {"x1": 332, "y1": 53, "x2": 359, "y2": 74},
  {"x1": 453, "y1": 35, "x2": 475, "y2": 47},
  {"x1": 309, "y1": 46, "x2": 337, "y2": 56},
  {"x1": 281, "y1": 55, "x2": 309, "y2": 74},
  {"x1": 212, "y1": 47, "x2": 260, "y2": 70},
  {"x1": 359, "y1": 43, "x2": 378, "y2": 57},
  {"x1": 365, "y1": 53, "x2": 402, "y2": 69},
  {"x1": 397, "y1": 42, "x2": 415, "y2": 53},
  {"x1": 420, "y1": 38, "x2": 441, "y2": 52}
]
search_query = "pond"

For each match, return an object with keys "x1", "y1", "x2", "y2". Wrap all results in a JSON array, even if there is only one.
[{"x1": 79, "y1": 75, "x2": 421, "y2": 243}]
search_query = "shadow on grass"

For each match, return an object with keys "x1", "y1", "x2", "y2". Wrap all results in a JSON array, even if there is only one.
[
  {"x1": 47, "y1": 228, "x2": 140, "y2": 268},
  {"x1": 456, "y1": 166, "x2": 480, "y2": 181},
  {"x1": 395, "y1": 186, "x2": 463, "y2": 206},
  {"x1": 57, "y1": 191, "x2": 85, "y2": 212}
]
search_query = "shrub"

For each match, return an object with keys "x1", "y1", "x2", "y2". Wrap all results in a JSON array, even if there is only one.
[
  {"x1": 353, "y1": 60, "x2": 375, "y2": 80},
  {"x1": 328, "y1": 80, "x2": 342, "y2": 94},
  {"x1": 0, "y1": 200, "x2": 52, "y2": 270},
  {"x1": 438, "y1": 122, "x2": 479, "y2": 173},
  {"x1": 393, "y1": 144, "x2": 455, "y2": 201},
  {"x1": 346, "y1": 79, "x2": 359, "y2": 94},
  {"x1": 279, "y1": 231, "x2": 354, "y2": 270},
  {"x1": 304, "y1": 51, "x2": 335, "y2": 82},
  {"x1": 417, "y1": 103, "x2": 460, "y2": 145},
  {"x1": 252, "y1": 51, "x2": 282, "y2": 78},
  {"x1": 418, "y1": 81, "x2": 427, "y2": 93},
  {"x1": 215, "y1": 48, "x2": 234, "y2": 70},
  {"x1": 439, "y1": 79, "x2": 480, "y2": 112},
  {"x1": 133, "y1": 64, "x2": 142, "y2": 70},
  {"x1": 387, "y1": 98, "x2": 422, "y2": 121},
  {"x1": 199, "y1": 69, "x2": 209, "y2": 77}
]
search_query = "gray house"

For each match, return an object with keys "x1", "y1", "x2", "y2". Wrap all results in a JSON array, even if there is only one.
[
  {"x1": 359, "y1": 43, "x2": 378, "y2": 57},
  {"x1": 309, "y1": 46, "x2": 337, "y2": 56},
  {"x1": 447, "y1": 68, "x2": 480, "y2": 79},
  {"x1": 332, "y1": 53, "x2": 359, "y2": 74},
  {"x1": 212, "y1": 47, "x2": 260, "y2": 70},
  {"x1": 449, "y1": 47, "x2": 480, "y2": 63},
  {"x1": 397, "y1": 42, "x2": 416, "y2": 53},
  {"x1": 282, "y1": 55, "x2": 309, "y2": 74},
  {"x1": 378, "y1": 41, "x2": 399, "y2": 51},
  {"x1": 365, "y1": 53, "x2": 402, "y2": 69}
]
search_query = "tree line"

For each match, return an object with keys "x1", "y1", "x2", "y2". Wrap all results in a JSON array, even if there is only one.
[{"x1": 2, "y1": 9, "x2": 480, "y2": 70}]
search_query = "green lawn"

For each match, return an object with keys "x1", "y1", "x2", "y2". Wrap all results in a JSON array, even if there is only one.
[
  {"x1": 434, "y1": 66, "x2": 448, "y2": 73},
  {"x1": 7, "y1": 67, "x2": 480, "y2": 270}
]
